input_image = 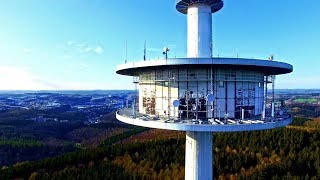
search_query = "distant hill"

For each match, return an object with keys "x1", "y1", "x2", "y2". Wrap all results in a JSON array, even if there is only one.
[{"x1": 0, "y1": 90, "x2": 135, "y2": 95}]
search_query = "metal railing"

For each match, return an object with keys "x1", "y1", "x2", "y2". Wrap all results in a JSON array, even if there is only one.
[{"x1": 117, "y1": 108, "x2": 291, "y2": 126}]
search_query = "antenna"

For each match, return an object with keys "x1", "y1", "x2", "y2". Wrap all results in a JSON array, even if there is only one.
[
  {"x1": 269, "y1": 55, "x2": 274, "y2": 61},
  {"x1": 236, "y1": 48, "x2": 239, "y2": 58},
  {"x1": 125, "y1": 40, "x2": 128, "y2": 64},
  {"x1": 163, "y1": 47, "x2": 170, "y2": 59},
  {"x1": 144, "y1": 40, "x2": 146, "y2": 61}
]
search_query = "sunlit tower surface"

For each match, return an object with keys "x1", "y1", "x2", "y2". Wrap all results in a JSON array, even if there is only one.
[{"x1": 116, "y1": 0, "x2": 293, "y2": 179}]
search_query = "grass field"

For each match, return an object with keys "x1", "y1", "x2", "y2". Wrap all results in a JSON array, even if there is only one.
[{"x1": 294, "y1": 98, "x2": 318, "y2": 103}]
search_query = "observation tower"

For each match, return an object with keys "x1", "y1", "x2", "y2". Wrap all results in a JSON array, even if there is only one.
[{"x1": 116, "y1": 0, "x2": 293, "y2": 179}]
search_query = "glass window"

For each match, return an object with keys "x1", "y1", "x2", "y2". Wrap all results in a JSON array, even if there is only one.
[{"x1": 219, "y1": 81, "x2": 224, "y2": 87}]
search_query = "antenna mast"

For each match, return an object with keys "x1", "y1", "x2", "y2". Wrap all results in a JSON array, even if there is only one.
[
  {"x1": 125, "y1": 40, "x2": 128, "y2": 64},
  {"x1": 144, "y1": 40, "x2": 146, "y2": 61},
  {"x1": 269, "y1": 55, "x2": 275, "y2": 117}
]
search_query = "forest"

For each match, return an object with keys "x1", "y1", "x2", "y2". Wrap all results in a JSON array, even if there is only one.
[
  {"x1": 0, "y1": 110, "x2": 131, "y2": 167},
  {"x1": 1, "y1": 116, "x2": 320, "y2": 179}
]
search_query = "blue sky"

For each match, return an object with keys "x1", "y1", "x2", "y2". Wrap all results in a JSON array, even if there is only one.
[{"x1": 0, "y1": 0, "x2": 319, "y2": 90}]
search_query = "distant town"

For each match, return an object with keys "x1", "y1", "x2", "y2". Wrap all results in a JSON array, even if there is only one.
[
  {"x1": 0, "y1": 89, "x2": 319, "y2": 123},
  {"x1": 0, "y1": 90, "x2": 136, "y2": 125}
]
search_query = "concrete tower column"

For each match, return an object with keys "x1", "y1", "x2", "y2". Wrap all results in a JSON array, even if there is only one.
[
  {"x1": 186, "y1": 3, "x2": 214, "y2": 180},
  {"x1": 185, "y1": 131, "x2": 213, "y2": 180},
  {"x1": 187, "y1": 3, "x2": 212, "y2": 58}
]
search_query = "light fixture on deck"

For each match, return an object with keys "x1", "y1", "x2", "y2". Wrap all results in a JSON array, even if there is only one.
[{"x1": 163, "y1": 47, "x2": 170, "y2": 59}]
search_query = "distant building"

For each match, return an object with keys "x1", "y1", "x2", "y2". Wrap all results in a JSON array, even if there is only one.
[{"x1": 35, "y1": 116, "x2": 46, "y2": 123}]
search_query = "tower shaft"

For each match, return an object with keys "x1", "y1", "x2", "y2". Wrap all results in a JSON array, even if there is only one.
[
  {"x1": 187, "y1": 3, "x2": 213, "y2": 58},
  {"x1": 185, "y1": 131, "x2": 213, "y2": 180},
  {"x1": 186, "y1": 3, "x2": 214, "y2": 180}
]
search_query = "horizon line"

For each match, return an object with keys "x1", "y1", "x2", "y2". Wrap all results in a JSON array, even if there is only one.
[{"x1": 0, "y1": 88, "x2": 320, "y2": 91}]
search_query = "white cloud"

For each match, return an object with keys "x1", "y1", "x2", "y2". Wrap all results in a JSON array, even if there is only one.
[
  {"x1": 0, "y1": 66, "x2": 59, "y2": 90},
  {"x1": 0, "y1": 66, "x2": 94, "y2": 90},
  {"x1": 81, "y1": 46, "x2": 103, "y2": 55},
  {"x1": 63, "y1": 69, "x2": 71, "y2": 74},
  {"x1": 0, "y1": 66, "x2": 132, "y2": 90},
  {"x1": 62, "y1": 54, "x2": 73, "y2": 59},
  {"x1": 65, "y1": 40, "x2": 104, "y2": 55},
  {"x1": 75, "y1": 42, "x2": 86, "y2": 48},
  {"x1": 94, "y1": 46, "x2": 104, "y2": 54},
  {"x1": 66, "y1": 41, "x2": 75, "y2": 46},
  {"x1": 23, "y1": 48, "x2": 32, "y2": 53},
  {"x1": 79, "y1": 63, "x2": 89, "y2": 69},
  {"x1": 83, "y1": 47, "x2": 92, "y2": 53}
]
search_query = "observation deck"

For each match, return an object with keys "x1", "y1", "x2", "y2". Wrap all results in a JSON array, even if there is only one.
[
  {"x1": 116, "y1": 58, "x2": 293, "y2": 76},
  {"x1": 116, "y1": 109, "x2": 292, "y2": 132},
  {"x1": 176, "y1": 0, "x2": 224, "y2": 14}
]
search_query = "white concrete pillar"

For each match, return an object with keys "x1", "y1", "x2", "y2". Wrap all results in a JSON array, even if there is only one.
[
  {"x1": 271, "y1": 102, "x2": 275, "y2": 117},
  {"x1": 187, "y1": 4, "x2": 212, "y2": 58},
  {"x1": 262, "y1": 78, "x2": 267, "y2": 120},
  {"x1": 207, "y1": 104, "x2": 213, "y2": 119},
  {"x1": 132, "y1": 101, "x2": 136, "y2": 118},
  {"x1": 241, "y1": 108, "x2": 245, "y2": 120},
  {"x1": 185, "y1": 131, "x2": 213, "y2": 180}
]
